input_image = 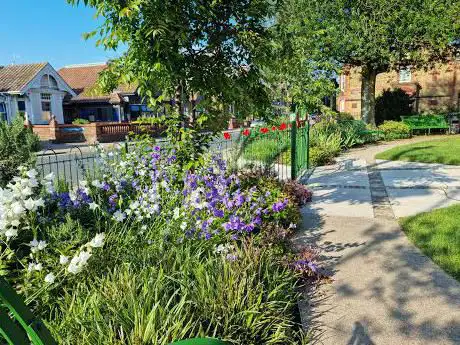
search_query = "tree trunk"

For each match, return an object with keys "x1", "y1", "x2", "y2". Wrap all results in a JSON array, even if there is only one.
[{"x1": 361, "y1": 66, "x2": 377, "y2": 126}]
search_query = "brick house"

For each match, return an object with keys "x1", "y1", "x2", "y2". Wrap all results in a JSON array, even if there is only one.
[
  {"x1": 58, "y1": 63, "x2": 152, "y2": 124},
  {"x1": 337, "y1": 60, "x2": 460, "y2": 119}
]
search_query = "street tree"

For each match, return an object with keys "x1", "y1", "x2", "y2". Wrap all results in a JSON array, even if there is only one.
[
  {"x1": 68, "y1": 0, "x2": 277, "y2": 127},
  {"x1": 280, "y1": 0, "x2": 460, "y2": 125}
]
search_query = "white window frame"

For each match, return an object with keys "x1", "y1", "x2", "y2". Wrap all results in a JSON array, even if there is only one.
[
  {"x1": 339, "y1": 99, "x2": 345, "y2": 112},
  {"x1": 41, "y1": 93, "x2": 52, "y2": 122},
  {"x1": 399, "y1": 68, "x2": 412, "y2": 83}
]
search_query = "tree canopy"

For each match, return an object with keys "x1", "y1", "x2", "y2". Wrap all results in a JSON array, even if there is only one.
[
  {"x1": 279, "y1": 0, "x2": 460, "y2": 124},
  {"x1": 68, "y1": 0, "x2": 278, "y2": 124}
]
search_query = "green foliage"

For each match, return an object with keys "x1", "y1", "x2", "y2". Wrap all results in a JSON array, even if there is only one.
[
  {"x1": 71, "y1": 118, "x2": 90, "y2": 125},
  {"x1": 401, "y1": 204, "x2": 460, "y2": 281},
  {"x1": 278, "y1": 0, "x2": 460, "y2": 124},
  {"x1": 68, "y1": 0, "x2": 275, "y2": 122},
  {"x1": 375, "y1": 137, "x2": 460, "y2": 165},
  {"x1": 375, "y1": 89, "x2": 413, "y2": 125},
  {"x1": 377, "y1": 121, "x2": 411, "y2": 141},
  {"x1": 0, "y1": 117, "x2": 40, "y2": 186},
  {"x1": 47, "y1": 241, "x2": 307, "y2": 345}
]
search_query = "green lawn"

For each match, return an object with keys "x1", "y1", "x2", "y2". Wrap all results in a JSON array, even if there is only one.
[
  {"x1": 400, "y1": 204, "x2": 460, "y2": 281},
  {"x1": 375, "y1": 137, "x2": 460, "y2": 165}
]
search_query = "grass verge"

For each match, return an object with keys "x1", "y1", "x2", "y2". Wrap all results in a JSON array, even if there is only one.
[
  {"x1": 375, "y1": 137, "x2": 460, "y2": 165},
  {"x1": 400, "y1": 204, "x2": 460, "y2": 281}
]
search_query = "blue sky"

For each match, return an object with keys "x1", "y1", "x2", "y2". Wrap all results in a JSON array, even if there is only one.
[{"x1": 0, "y1": 1, "x2": 124, "y2": 69}]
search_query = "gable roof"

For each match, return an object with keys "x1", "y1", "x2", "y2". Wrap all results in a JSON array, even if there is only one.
[
  {"x1": 0, "y1": 63, "x2": 47, "y2": 92},
  {"x1": 58, "y1": 63, "x2": 137, "y2": 103}
]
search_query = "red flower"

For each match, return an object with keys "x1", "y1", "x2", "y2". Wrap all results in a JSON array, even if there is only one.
[
  {"x1": 279, "y1": 123, "x2": 287, "y2": 131},
  {"x1": 260, "y1": 127, "x2": 269, "y2": 134},
  {"x1": 223, "y1": 132, "x2": 231, "y2": 140},
  {"x1": 272, "y1": 126, "x2": 277, "y2": 131},
  {"x1": 243, "y1": 128, "x2": 251, "y2": 136}
]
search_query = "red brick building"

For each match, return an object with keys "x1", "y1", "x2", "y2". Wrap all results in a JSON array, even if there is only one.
[{"x1": 337, "y1": 60, "x2": 460, "y2": 119}]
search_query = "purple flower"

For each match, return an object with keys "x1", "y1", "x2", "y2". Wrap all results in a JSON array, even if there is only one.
[
  {"x1": 213, "y1": 209, "x2": 225, "y2": 218},
  {"x1": 271, "y1": 198, "x2": 288, "y2": 213}
]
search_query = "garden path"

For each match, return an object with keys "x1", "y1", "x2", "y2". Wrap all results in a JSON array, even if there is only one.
[{"x1": 297, "y1": 136, "x2": 460, "y2": 344}]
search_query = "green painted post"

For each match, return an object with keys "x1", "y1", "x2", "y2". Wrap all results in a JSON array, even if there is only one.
[
  {"x1": 290, "y1": 112, "x2": 297, "y2": 180},
  {"x1": 0, "y1": 309, "x2": 30, "y2": 345},
  {"x1": 0, "y1": 278, "x2": 57, "y2": 345}
]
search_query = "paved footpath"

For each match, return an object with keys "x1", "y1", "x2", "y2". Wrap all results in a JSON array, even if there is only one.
[{"x1": 297, "y1": 136, "x2": 460, "y2": 345}]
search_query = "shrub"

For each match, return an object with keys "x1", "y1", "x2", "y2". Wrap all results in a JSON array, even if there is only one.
[
  {"x1": 337, "y1": 120, "x2": 367, "y2": 148},
  {"x1": 0, "y1": 140, "x2": 315, "y2": 344},
  {"x1": 72, "y1": 118, "x2": 90, "y2": 125},
  {"x1": 375, "y1": 88, "x2": 413, "y2": 125},
  {"x1": 0, "y1": 117, "x2": 40, "y2": 186},
  {"x1": 378, "y1": 120, "x2": 411, "y2": 141}
]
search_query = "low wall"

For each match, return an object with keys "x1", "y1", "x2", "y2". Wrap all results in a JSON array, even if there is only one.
[{"x1": 29, "y1": 121, "x2": 162, "y2": 144}]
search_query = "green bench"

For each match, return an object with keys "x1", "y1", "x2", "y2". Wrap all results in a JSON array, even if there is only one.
[{"x1": 401, "y1": 115, "x2": 450, "y2": 134}]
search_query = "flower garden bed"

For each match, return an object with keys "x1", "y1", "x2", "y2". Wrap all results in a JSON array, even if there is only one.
[{"x1": 0, "y1": 138, "x2": 315, "y2": 344}]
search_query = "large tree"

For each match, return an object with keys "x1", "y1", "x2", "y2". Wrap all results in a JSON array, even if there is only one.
[
  {"x1": 280, "y1": 0, "x2": 460, "y2": 125},
  {"x1": 69, "y1": 0, "x2": 278, "y2": 126}
]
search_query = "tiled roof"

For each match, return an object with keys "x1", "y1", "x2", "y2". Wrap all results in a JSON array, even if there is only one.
[
  {"x1": 0, "y1": 63, "x2": 47, "y2": 92},
  {"x1": 58, "y1": 63, "x2": 137, "y2": 103}
]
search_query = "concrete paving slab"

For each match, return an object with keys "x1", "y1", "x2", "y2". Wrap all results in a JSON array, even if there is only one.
[
  {"x1": 304, "y1": 186, "x2": 374, "y2": 218},
  {"x1": 380, "y1": 169, "x2": 460, "y2": 188},
  {"x1": 308, "y1": 167, "x2": 370, "y2": 188},
  {"x1": 386, "y1": 187, "x2": 460, "y2": 218},
  {"x1": 296, "y1": 215, "x2": 460, "y2": 345}
]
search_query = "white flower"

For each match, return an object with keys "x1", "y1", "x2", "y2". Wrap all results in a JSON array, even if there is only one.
[
  {"x1": 89, "y1": 202, "x2": 99, "y2": 210},
  {"x1": 34, "y1": 198, "x2": 45, "y2": 208},
  {"x1": 77, "y1": 251, "x2": 92, "y2": 266},
  {"x1": 11, "y1": 202, "x2": 24, "y2": 215},
  {"x1": 129, "y1": 201, "x2": 139, "y2": 210},
  {"x1": 173, "y1": 208, "x2": 180, "y2": 220},
  {"x1": 26, "y1": 169, "x2": 38, "y2": 179},
  {"x1": 289, "y1": 223, "x2": 297, "y2": 229},
  {"x1": 38, "y1": 240, "x2": 47, "y2": 250},
  {"x1": 5, "y1": 228, "x2": 18, "y2": 239},
  {"x1": 161, "y1": 180, "x2": 168, "y2": 188},
  {"x1": 141, "y1": 225, "x2": 147, "y2": 231},
  {"x1": 11, "y1": 219, "x2": 20, "y2": 227},
  {"x1": 21, "y1": 187, "x2": 33, "y2": 197},
  {"x1": 44, "y1": 272, "x2": 56, "y2": 284},
  {"x1": 91, "y1": 180, "x2": 103, "y2": 188},
  {"x1": 24, "y1": 198, "x2": 36, "y2": 211},
  {"x1": 180, "y1": 221, "x2": 187, "y2": 231},
  {"x1": 79, "y1": 180, "x2": 88, "y2": 188},
  {"x1": 113, "y1": 210, "x2": 126, "y2": 222},
  {"x1": 44, "y1": 172, "x2": 54, "y2": 181},
  {"x1": 59, "y1": 255, "x2": 69, "y2": 265},
  {"x1": 67, "y1": 262, "x2": 79, "y2": 274},
  {"x1": 89, "y1": 233, "x2": 105, "y2": 248}
]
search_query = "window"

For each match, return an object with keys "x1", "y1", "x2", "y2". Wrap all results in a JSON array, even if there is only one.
[
  {"x1": 0, "y1": 103, "x2": 7, "y2": 122},
  {"x1": 399, "y1": 68, "x2": 412, "y2": 83},
  {"x1": 339, "y1": 99, "x2": 345, "y2": 112},
  {"x1": 40, "y1": 74, "x2": 58, "y2": 89},
  {"x1": 41, "y1": 93, "x2": 52, "y2": 122},
  {"x1": 352, "y1": 102, "x2": 358, "y2": 109},
  {"x1": 428, "y1": 99, "x2": 438, "y2": 106},
  {"x1": 17, "y1": 99, "x2": 26, "y2": 118}
]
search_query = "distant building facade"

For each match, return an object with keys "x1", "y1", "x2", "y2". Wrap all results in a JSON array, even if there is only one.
[
  {"x1": 59, "y1": 63, "x2": 152, "y2": 124},
  {"x1": 337, "y1": 60, "x2": 460, "y2": 119},
  {"x1": 0, "y1": 63, "x2": 75, "y2": 124}
]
